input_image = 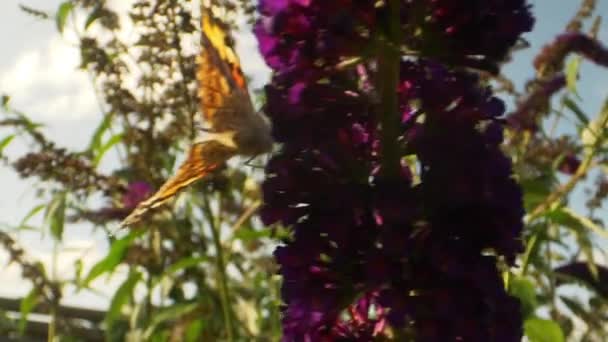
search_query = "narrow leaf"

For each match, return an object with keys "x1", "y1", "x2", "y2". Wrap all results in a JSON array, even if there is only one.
[
  {"x1": 93, "y1": 133, "x2": 123, "y2": 166},
  {"x1": 562, "y1": 97, "x2": 589, "y2": 127},
  {"x1": 144, "y1": 302, "x2": 200, "y2": 339},
  {"x1": 555, "y1": 262, "x2": 608, "y2": 297},
  {"x1": 84, "y1": 5, "x2": 103, "y2": 30},
  {"x1": 56, "y1": 2, "x2": 74, "y2": 33},
  {"x1": 105, "y1": 270, "x2": 142, "y2": 328},
  {"x1": 45, "y1": 192, "x2": 66, "y2": 240},
  {"x1": 560, "y1": 296, "x2": 593, "y2": 321},
  {"x1": 559, "y1": 207, "x2": 608, "y2": 239},
  {"x1": 87, "y1": 113, "x2": 112, "y2": 153},
  {"x1": 151, "y1": 256, "x2": 208, "y2": 288},
  {"x1": 0, "y1": 135, "x2": 15, "y2": 155},
  {"x1": 565, "y1": 57, "x2": 581, "y2": 94},
  {"x1": 83, "y1": 230, "x2": 143, "y2": 286},
  {"x1": 19, "y1": 288, "x2": 40, "y2": 334},
  {"x1": 19, "y1": 204, "x2": 46, "y2": 228}
]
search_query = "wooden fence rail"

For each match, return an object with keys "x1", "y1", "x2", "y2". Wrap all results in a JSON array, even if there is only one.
[{"x1": 0, "y1": 296, "x2": 105, "y2": 341}]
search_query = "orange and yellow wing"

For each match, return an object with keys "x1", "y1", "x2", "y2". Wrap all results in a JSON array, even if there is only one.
[
  {"x1": 120, "y1": 141, "x2": 236, "y2": 227},
  {"x1": 119, "y1": 11, "x2": 249, "y2": 228},
  {"x1": 196, "y1": 12, "x2": 250, "y2": 129}
]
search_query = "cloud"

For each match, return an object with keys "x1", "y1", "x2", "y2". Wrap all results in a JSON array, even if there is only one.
[{"x1": 0, "y1": 35, "x2": 97, "y2": 122}]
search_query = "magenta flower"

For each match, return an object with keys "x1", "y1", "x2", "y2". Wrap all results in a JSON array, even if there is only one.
[{"x1": 122, "y1": 181, "x2": 153, "y2": 209}]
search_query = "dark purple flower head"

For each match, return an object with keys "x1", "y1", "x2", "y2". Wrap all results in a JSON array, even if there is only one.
[
  {"x1": 506, "y1": 74, "x2": 566, "y2": 131},
  {"x1": 256, "y1": 0, "x2": 376, "y2": 74},
  {"x1": 122, "y1": 181, "x2": 152, "y2": 209},
  {"x1": 400, "y1": 0, "x2": 534, "y2": 71},
  {"x1": 257, "y1": 0, "x2": 534, "y2": 76},
  {"x1": 256, "y1": 0, "x2": 528, "y2": 339},
  {"x1": 558, "y1": 154, "x2": 582, "y2": 175},
  {"x1": 535, "y1": 33, "x2": 608, "y2": 73},
  {"x1": 329, "y1": 292, "x2": 387, "y2": 340},
  {"x1": 394, "y1": 60, "x2": 525, "y2": 261}
]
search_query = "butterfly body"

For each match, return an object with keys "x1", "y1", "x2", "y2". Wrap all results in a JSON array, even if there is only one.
[
  {"x1": 199, "y1": 89, "x2": 273, "y2": 157},
  {"x1": 119, "y1": 10, "x2": 273, "y2": 228}
]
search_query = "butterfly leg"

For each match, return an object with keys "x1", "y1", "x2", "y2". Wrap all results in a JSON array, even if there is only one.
[{"x1": 243, "y1": 156, "x2": 265, "y2": 169}]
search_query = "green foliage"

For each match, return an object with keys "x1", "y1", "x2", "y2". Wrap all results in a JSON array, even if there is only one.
[
  {"x1": 18, "y1": 288, "x2": 39, "y2": 334},
  {"x1": 565, "y1": 56, "x2": 581, "y2": 95},
  {"x1": 509, "y1": 276, "x2": 538, "y2": 319},
  {"x1": 105, "y1": 270, "x2": 142, "y2": 330},
  {"x1": 524, "y1": 318, "x2": 565, "y2": 342},
  {"x1": 83, "y1": 231, "x2": 143, "y2": 287},
  {"x1": 0, "y1": 135, "x2": 15, "y2": 156},
  {"x1": 45, "y1": 192, "x2": 66, "y2": 240},
  {"x1": 55, "y1": 2, "x2": 74, "y2": 33}
]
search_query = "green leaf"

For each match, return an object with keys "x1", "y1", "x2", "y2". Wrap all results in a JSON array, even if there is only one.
[
  {"x1": 520, "y1": 174, "x2": 555, "y2": 211},
  {"x1": 19, "y1": 204, "x2": 45, "y2": 228},
  {"x1": 1, "y1": 94, "x2": 9, "y2": 108},
  {"x1": 0, "y1": 135, "x2": 15, "y2": 155},
  {"x1": 83, "y1": 230, "x2": 143, "y2": 286},
  {"x1": 560, "y1": 296, "x2": 592, "y2": 321},
  {"x1": 555, "y1": 263, "x2": 608, "y2": 297},
  {"x1": 87, "y1": 113, "x2": 112, "y2": 153},
  {"x1": 56, "y1": 2, "x2": 74, "y2": 33},
  {"x1": 552, "y1": 207, "x2": 608, "y2": 239},
  {"x1": 93, "y1": 133, "x2": 123, "y2": 166},
  {"x1": 562, "y1": 97, "x2": 589, "y2": 127},
  {"x1": 84, "y1": 5, "x2": 103, "y2": 30},
  {"x1": 105, "y1": 270, "x2": 141, "y2": 329},
  {"x1": 565, "y1": 57, "x2": 581, "y2": 94},
  {"x1": 45, "y1": 192, "x2": 66, "y2": 240},
  {"x1": 150, "y1": 256, "x2": 208, "y2": 292},
  {"x1": 19, "y1": 288, "x2": 40, "y2": 334},
  {"x1": 509, "y1": 276, "x2": 537, "y2": 318},
  {"x1": 524, "y1": 318, "x2": 565, "y2": 342},
  {"x1": 185, "y1": 319, "x2": 205, "y2": 342},
  {"x1": 234, "y1": 226, "x2": 272, "y2": 242},
  {"x1": 11, "y1": 109, "x2": 44, "y2": 134},
  {"x1": 144, "y1": 302, "x2": 200, "y2": 339}
]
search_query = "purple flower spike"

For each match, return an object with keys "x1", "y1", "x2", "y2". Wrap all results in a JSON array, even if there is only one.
[{"x1": 256, "y1": 0, "x2": 530, "y2": 339}]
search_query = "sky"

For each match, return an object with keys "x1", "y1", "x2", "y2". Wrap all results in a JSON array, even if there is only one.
[{"x1": 0, "y1": 0, "x2": 607, "y2": 313}]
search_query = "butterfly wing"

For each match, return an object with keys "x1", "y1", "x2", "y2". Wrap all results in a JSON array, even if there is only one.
[
  {"x1": 120, "y1": 141, "x2": 236, "y2": 227},
  {"x1": 120, "y1": 11, "x2": 253, "y2": 228},
  {"x1": 196, "y1": 12, "x2": 251, "y2": 131}
]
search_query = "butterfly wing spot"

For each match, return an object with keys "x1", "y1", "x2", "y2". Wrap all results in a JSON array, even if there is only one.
[{"x1": 120, "y1": 141, "x2": 236, "y2": 228}]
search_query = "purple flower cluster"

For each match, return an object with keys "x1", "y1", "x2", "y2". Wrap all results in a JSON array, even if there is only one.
[
  {"x1": 255, "y1": 0, "x2": 376, "y2": 75},
  {"x1": 400, "y1": 0, "x2": 534, "y2": 71},
  {"x1": 122, "y1": 181, "x2": 153, "y2": 209},
  {"x1": 256, "y1": 0, "x2": 532, "y2": 340},
  {"x1": 507, "y1": 33, "x2": 608, "y2": 132}
]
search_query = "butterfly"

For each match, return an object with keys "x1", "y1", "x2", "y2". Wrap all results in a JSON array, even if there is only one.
[{"x1": 119, "y1": 10, "x2": 273, "y2": 228}]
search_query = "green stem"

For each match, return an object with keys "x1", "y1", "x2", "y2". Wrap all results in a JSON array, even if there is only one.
[
  {"x1": 519, "y1": 233, "x2": 538, "y2": 276},
  {"x1": 527, "y1": 100, "x2": 608, "y2": 222},
  {"x1": 203, "y1": 196, "x2": 234, "y2": 341},
  {"x1": 378, "y1": 0, "x2": 402, "y2": 179}
]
